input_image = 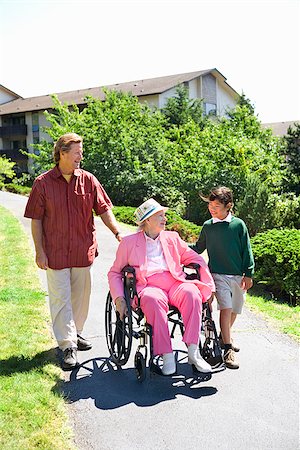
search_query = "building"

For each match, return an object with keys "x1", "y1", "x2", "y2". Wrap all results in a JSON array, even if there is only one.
[
  {"x1": 262, "y1": 121, "x2": 299, "y2": 136},
  {"x1": 0, "y1": 68, "x2": 239, "y2": 173}
]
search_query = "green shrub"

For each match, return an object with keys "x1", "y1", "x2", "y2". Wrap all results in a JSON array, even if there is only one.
[
  {"x1": 2, "y1": 183, "x2": 31, "y2": 196},
  {"x1": 165, "y1": 209, "x2": 201, "y2": 242},
  {"x1": 0, "y1": 156, "x2": 15, "y2": 187},
  {"x1": 112, "y1": 206, "x2": 201, "y2": 242},
  {"x1": 251, "y1": 229, "x2": 300, "y2": 305},
  {"x1": 274, "y1": 193, "x2": 300, "y2": 229},
  {"x1": 112, "y1": 206, "x2": 137, "y2": 226}
]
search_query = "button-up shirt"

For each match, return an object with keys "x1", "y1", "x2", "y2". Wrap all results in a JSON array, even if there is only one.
[
  {"x1": 24, "y1": 165, "x2": 112, "y2": 269},
  {"x1": 212, "y1": 212, "x2": 232, "y2": 224},
  {"x1": 144, "y1": 232, "x2": 168, "y2": 277}
]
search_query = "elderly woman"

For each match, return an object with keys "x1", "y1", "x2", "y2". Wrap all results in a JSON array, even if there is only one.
[{"x1": 108, "y1": 198, "x2": 215, "y2": 376}]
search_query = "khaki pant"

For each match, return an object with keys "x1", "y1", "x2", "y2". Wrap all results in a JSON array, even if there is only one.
[{"x1": 46, "y1": 266, "x2": 92, "y2": 350}]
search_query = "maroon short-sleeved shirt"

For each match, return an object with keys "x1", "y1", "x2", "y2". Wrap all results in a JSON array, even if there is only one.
[{"x1": 24, "y1": 165, "x2": 113, "y2": 269}]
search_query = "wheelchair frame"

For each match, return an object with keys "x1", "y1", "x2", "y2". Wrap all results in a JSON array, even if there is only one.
[{"x1": 105, "y1": 264, "x2": 224, "y2": 382}]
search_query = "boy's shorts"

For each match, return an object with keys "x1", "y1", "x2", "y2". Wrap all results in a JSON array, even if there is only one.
[{"x1": 212, "y1": 273, "x2": 246, "y2": 314}]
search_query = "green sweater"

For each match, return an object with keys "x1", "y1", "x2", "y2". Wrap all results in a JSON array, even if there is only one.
[{"x1": 190, "y1": 217, "x2": 254, "y2": 277}]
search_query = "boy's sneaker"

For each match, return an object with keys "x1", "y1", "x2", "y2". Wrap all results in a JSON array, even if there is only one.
[
  {"x1": 224, "y1": 348, "x2": 239, "y2": 369},
  {"x1": 62, "y1": 348, "x2": 79, "y2": 370},
  {"x1": 219, "y1": 335, "x2": 240, "y2": 352}
]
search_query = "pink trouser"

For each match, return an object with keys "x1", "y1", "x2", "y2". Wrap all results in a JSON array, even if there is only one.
[{"x1": 139, "y1": 271, "x2": 202, "y2": 355}]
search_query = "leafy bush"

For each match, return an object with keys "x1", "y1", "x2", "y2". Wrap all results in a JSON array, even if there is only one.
[
  {"x1": 112, "y1": 206, "x2": 201, "y2": 242},
  {"x1": 251, "y1": 229, "x2": 300, "y2": 305},
  {"x1": 0, "y1": 156, "x2": 15, "y2": 187},
  {"x1": 165, "y1": 209, "x2": 201, "y2": 242},
  {"x1": 112, "y1": 206, "x2": 136, "y2": 226},
  {"x1": 2, "y1": 183, "x2": 31, "y2": 196},
  {"x1": 274, "y1": 193, "x2": 300, "y2": 229}
]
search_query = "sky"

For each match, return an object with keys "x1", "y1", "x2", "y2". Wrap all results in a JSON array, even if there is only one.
[{"x1": 0, "y1": 0, "x2": 299, "y2": 124}]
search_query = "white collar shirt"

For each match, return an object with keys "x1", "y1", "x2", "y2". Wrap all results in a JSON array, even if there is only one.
[
  {"x1": 212, "y1": 212, "x2": 232, "y2": 224},
  {"x1": 144, "y1": 232, "x2": 168, "y2": 277}
]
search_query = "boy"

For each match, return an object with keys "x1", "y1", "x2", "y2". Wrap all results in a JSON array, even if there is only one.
[{"x1": 190, "y1": 186, "x2": 254, "y2": 369}]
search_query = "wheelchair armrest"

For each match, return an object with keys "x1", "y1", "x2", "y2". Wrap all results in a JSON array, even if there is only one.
[
  {"x1": 183, "y1": 263, "x2": 200, "y2": 270},
  {"x1": 122, "y1": 265, "x2": 136, "y2": 276},
  {"x1": 183, "y1": 263, "x2": 201, "y2": 281}
]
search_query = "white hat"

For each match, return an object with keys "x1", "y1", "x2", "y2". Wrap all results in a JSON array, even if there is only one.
[{"x1": 134, "y1": 198, "x2": 168, "y2": 225}]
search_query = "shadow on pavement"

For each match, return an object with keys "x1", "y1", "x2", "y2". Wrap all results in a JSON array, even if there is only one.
[{"x1": 57, "y1": 352, "x2": 218, "y2": 410}]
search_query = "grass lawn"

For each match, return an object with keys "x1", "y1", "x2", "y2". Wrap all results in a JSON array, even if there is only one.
[
  {"x1": 0, "y1": 206, "x2": 74, "y2": 450},
  {"x1": 247, "y1": 287, "x2": 300, "y2": 341}
]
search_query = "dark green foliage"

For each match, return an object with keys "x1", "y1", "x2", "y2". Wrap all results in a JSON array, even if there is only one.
[
  {"x1": 161, "y1": 85, "x2": 206, "y2": 127},
  {"x1": 30, "y1": 86, "x2": 291, "y2": 234},
  {"x1": 165, "y1": 209, "x2": 201, "y2": 242},
  {"x1": 112, "y1": 206, "x2": 136, "y2": 226},
  {"x1": 251, "y1": 229, "x2": 300, "y2": 305},
  {"x1": 283, "y1": 122, "x2": 300, "y2": 194},
  {"x1": 2, "y1": 183, "x2": 31, "y2": 196}
]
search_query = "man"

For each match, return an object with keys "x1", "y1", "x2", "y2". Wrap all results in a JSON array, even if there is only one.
[{"x1": 24, "y1": 133, "x2": 122, "y2": 370}]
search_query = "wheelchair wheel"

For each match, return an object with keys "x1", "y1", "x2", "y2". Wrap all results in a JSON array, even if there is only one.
[
  {"x1": 134, "y1": 351, "x2": 146, "y2": 382},
  {"x1": 105, "y1": 292, "x2": 133, "y2": 366}
]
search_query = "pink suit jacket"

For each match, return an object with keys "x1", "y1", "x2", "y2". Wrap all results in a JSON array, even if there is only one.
[{"x1": 108, "y1": 230, "x2": 215, "y2": 302}]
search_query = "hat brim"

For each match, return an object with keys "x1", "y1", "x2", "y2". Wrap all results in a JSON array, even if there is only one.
[{"x1": 136, "y1": 206, "x2": 168, "y2": 225}]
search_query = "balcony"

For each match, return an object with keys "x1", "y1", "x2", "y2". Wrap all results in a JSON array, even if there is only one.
[
  {"x1": 0, "y1": 125, "x2": 27, "y2": 137},
  {"x1": 0, "y1": 148, "x2": 28, "y2": 160}
]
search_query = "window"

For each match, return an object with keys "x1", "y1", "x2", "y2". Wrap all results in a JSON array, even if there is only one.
[
  {"x1": 204, "y1": 103, "x2": 217, "y2": 116},
  {"x1": 32, "y1": 112, "x2": 39, "y2": 132}
]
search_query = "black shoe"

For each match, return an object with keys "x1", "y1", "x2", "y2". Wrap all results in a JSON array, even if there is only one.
[
  {"x1": 77, "y1": 334, "x2": 92, "y2": 351},
  {"x1": 62, "y1": 347, "x2": 79, "y2": 370},
  {"x1": 219, "y1": 334, "x2": 240, "y2": 352}
]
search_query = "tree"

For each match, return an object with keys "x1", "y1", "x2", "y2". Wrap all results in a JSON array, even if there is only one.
[
  {"x1": 161, "y1": 85, "x2": 206, "y2": 128},
  {"x1": 283, "y1": 122, "x2": 300, "y2": 194}
]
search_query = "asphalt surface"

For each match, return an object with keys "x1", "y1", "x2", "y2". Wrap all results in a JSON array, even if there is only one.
[{"x1": 0, "y1": 190, "x2": 299, "y2": 450}]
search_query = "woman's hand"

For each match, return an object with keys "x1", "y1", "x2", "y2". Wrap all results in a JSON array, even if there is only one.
[{"x1": 115, "y1": 296, "x2": 128, "y2": 320}]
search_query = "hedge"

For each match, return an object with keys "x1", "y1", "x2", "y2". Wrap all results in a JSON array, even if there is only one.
[{"x1": 251, "y1": 228, "x2": 300, "y2": 305}]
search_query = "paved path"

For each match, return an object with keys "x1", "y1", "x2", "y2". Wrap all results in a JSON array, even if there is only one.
[{"x1": 0, "y1": 191, "x2": 299, "y2": 450}]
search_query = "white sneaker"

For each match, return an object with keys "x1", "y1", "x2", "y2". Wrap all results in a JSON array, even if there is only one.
[
  {"x1": 162, "y1": 352, "x2": 176, "y2": 375},
  {"x1": 188, "y1": 344, "x2": 212, "y2": 373}
]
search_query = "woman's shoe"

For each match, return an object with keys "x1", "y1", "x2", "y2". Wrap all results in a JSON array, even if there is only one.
[
  {"x1": 162, "y1": 352, "x2": 176, "y2": 375},
  {"x1": 188, "y1": 344, "x2": 212, "y2": 373}
]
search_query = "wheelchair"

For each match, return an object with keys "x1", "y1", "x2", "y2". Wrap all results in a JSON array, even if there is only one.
[{"x1": 105, "y1": 263, "x2": 225, "y2": 382}]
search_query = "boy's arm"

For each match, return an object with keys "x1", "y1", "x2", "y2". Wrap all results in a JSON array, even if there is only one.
[
  {"x1": 189, "y1": 227, "x2": 206, "y2": 254},
  {"x1": 241, "y1": 223, "x2": 255, "y2": 278}
]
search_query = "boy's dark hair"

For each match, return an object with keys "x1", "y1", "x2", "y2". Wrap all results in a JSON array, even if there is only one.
[{"x1": 201, "y1": 186, "x2": 234, "y2": 207}]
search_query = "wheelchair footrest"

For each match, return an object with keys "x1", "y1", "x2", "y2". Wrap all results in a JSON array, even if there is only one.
[
  {"x1": 191, "y1": 365, "x2": 212, "y2": 381},
  {"x1": 206, "y1": 355, "x2": 226, "y2": 370}
]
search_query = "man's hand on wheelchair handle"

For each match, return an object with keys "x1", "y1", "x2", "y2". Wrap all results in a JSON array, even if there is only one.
[{"x1": 115, "y1": 296, "x2": 128, "y2": 320}]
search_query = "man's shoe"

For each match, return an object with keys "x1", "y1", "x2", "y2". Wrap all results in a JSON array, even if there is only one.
[
  {"x1": 219, "y1": 335, "x2": 240, "y2": 352},
  {"x1": 162, "y1": 352, "x2": 176, "y2": 376},
  {"x1": 77, "y1": 334, "x2": 92, "y2": 351},
  {"x1": 62, "y1": 348, "x2": 79, "y2": 370},
  {"x1": 224, "y1": 348, "x2": 239, "y2": 369},
  {"x1": 188, "y1": 344, "x2": 212, "y2": 373}
]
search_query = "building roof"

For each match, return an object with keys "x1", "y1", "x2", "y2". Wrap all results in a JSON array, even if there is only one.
[
  {"x1": 262, "y1": 121, "x2": 299, "y2": 136},
  {"x1": 0, "y1": 84, "x2": 22, "y2": 102},
  {"x1": 0, "y1": 68, "x2": 238, "y2": 116}
]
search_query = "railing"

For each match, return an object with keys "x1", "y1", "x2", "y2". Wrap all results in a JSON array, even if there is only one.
[
  {"x1": 0, "y1": 125, "x2": 27, "y2": 137},
  {"x1": 0, "y1": 148, "x2": 28, "y2": 159}
]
